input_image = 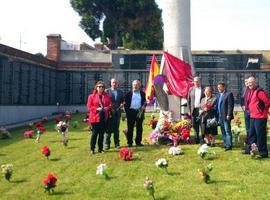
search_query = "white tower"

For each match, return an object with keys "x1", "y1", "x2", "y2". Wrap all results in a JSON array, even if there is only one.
[{"x1": 163, "y1": 0, "x2": 194, "y2": 119}]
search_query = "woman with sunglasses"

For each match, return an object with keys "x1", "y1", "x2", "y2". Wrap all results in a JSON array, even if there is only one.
[{"x1": 87, "y1": 81, "x2": 112, "y2": 155}]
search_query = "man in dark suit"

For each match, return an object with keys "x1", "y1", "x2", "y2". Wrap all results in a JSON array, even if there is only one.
[
  {"x1": 105, "y1": 78, "x2": 124, "y2": 150},
  {"x1": 240, "y1": 76, "x2": 250, "y2": 145},
  {"x1": 216, "y1": 82, "x2": 234, "y2": 151},
  {"x1": 124, "y1": 80, "x2": 146, "y2": 147},
  {"x1": 187, "y1": 76, "x2": 205, "y2": 144}
]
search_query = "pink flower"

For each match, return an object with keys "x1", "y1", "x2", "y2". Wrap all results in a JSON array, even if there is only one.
[{"x1": 24, "y1": 130, "x2": 34, "y2": 138}]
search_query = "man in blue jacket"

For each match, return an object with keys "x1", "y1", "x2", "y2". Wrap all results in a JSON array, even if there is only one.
[{"x1": 216, "y1": 82, "x2": 234, "y2": 151}]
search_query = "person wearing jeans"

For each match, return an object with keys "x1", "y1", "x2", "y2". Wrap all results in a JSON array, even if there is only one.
[{"x1": 216, "y1": 82, "x2": 234, "y2": 151}]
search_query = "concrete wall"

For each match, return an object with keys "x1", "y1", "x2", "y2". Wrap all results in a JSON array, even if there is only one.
[
  {"x1": 0, "y1": 105, "x2": 88, "y2": 127},
  {"x1": 60, "y1": 50, "x2": 112, "y2": 63}
]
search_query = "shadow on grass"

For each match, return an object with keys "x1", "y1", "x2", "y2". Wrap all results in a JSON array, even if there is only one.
[
  {"x1": 0, "y1": 153, "x2": 6, "y2": 156},
  {"x1": 11, "y1": 178, "x2": 28, "y2": 183},
  {"x1": 167, "y1": 172, "x2": 180, "y2": 176},
  {"x1": 67, "y1": 146, "x2": 79, "y2": 149},
  {"x1": 50, "y1": 158, "x2": 61, "y2": 162},
  {"x1": 69, "y1": 138, "x2": 84, "y2": 141},
  {"x1": 156, "y1": 195, "x2": 169, "y2": 200},
  {"x1": 50, "y1": 191, "x2": 73, "y2": 196},
  {"x1": 211, "y1": 180, "x2": 231, "y2": 184}
]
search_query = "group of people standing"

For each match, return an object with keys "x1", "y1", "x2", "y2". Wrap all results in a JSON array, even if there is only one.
[
  {"x1": 188, "y1": 76, "x2": 270, "y2": 159},
  {"x1": 86, "y1": 79, "x2": 146, "y2": 155},
  {"x1": 188, "y1": 77, "x2": 234, "y2": 150}
]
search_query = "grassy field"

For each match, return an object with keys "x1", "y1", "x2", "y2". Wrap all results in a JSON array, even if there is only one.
[{"x1": 1, "y1": 113, "x2": 270, "y2": 200}]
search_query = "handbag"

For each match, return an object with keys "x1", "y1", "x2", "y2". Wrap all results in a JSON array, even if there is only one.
[{"x1": 206, "y1": 117, "x2": 218, "y2": 128}]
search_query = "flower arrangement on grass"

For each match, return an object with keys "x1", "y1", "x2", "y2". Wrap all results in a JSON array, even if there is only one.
[
  {"x1": 0, "y1": 127, "x2": 11, "y2": 139},
  {"x1": 144, "y1": 177, "x2": 156, "y2": 200},
  {"x1": 149, "y1": 109, "x2": 192, "y2": 145},
  {"x1": 24, "y1": 130, "x2": 34, "y2": 138},
  {"x1": 199, "y1": 163, "x2": 213, "y2": 184},
  {"x1": 231, "y1": 112, "x2": 244, "y2": 143},
  {"x1": 119, "y1": 147, "x2": 133, "y2": 161},
  {"x1": 1, "y1": 164, "x2": 13, "y2": 181},
  {"x1": 155, "y1": 158, "x2": 168, "y2": 174},
  {"x1": 33, "y1": 122, "x2": 46, "y2": 143},
  {"x1": 168, "y1": 146, "x2": 183, "y2": 155},
  {"x1": 43, "y1": 173, "x2": 57, "y2": 193},
  {"x1": 250, "y1": 143, "x2": 259, "y2": 159},
  {"x1": 198, "y1": 144, "x2": 216, "y2": 159},
  {"x1": 42, "y1": 146, "x2": 51, "y2": 159},
  {"x1": 56, "y1": 121, "x2": 69, "y2": 146},
  {"x1": 96, "y1": 164, "x2": 109, "y2": 180}
]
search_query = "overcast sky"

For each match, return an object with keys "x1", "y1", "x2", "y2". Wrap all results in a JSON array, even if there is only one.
[{"x1": 0, "y1": 0, "x2": 270, "y2": 55}]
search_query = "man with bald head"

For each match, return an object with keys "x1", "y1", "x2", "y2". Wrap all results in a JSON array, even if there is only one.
[
  {"x1": 245, "y1": 76, "x2": 270, "y2": 159},
  {"x1": 124, "y1": 80, "x2": 146, "y2": 147},
  {"x1": 105, "y1": 78, "x2": 124, "y2": 150}
]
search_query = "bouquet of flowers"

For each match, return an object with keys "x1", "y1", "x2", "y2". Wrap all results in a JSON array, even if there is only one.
[
  {"x1": 42, "y1": 146, "x2": 51, "y2": 159},
  {"x1": 155, "y1": 158, "x2": 168, "y2": 174},
  {"x1": 1, "y1": 164, "x2": 13, "y2": 181},
  {"x1": 231, "y1": 113, "x2": 243, "y2": 143},
  {"x1": 148, "y1": 114, "x2": 158, "y2": 130},
  {"x1": 197, "y1": 144, "x2": 216, "y2": 159},
  {"x1": 0, "y1": 127, "x2": 11, "y2": 139},
  {"x1": 24, "y1": 130, "x2": 34, "y2": 138},
  {"x1": 144, "y1": 177, "x2": 155, "y2": 200},
  {"x1": 56, "y1": 121, "x2": 69, "y2": 146},
  {"x1": 168, "y1": 146, "x2": 183, "y2": 155},
  {"x1": 43, "y1": 173, "x2": 57, "y2": 193},
  {"x1": 96, "y1": 163, "x2": 109, "y2": 180},
  {"x1": 199, "y1": 163, "x2": 213, "y2": 184},
  {"x1": 119, "y1": 147, "x2": 133, "y2": 161},
  {"x1": 34, "y1": 122, "x2": 46, "y2": 143},
  {"x1": 250, "y1": 143, "x2": 258, "y2": 159}
]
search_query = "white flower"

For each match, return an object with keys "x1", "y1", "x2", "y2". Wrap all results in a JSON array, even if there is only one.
[
  {"x1": 168, "y1": 146, "x2": 183, "y2": 155},
  {"x1": 197, "y1": 144, "x2": 208, "y2": 155},
  {"x1": 96, "y1": 163, "x2": 107, "y2": 175},
  {"x1": 155, "y1": 158, "x2": 168, "y2": 167}
]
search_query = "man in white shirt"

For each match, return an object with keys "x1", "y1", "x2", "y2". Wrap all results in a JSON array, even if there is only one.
[{"x1": 124, "y1": 80, "x2": 146, "y2": 147}]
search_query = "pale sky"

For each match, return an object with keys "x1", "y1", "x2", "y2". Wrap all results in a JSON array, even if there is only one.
[{"x1": 0, "y1": 0, "x2": 270, "y2": 55}]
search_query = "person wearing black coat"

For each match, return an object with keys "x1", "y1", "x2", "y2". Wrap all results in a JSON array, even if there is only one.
[{"x1": 124, "y1": 80, "x2": 146, "y2": 147}]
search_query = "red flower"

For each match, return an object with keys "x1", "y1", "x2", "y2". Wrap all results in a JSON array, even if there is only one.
[
  {"x1": 34, "y1": 122, "x2": 44, "y2": 128},
  {"x1": 47, "y1": 173, "x2": 57, "y2": 186},
  {"x1": 119, "y1": 147, "x2": 133, "y2": 161},
  {"x1": 203, "y1": 103, "x2": 212, "y2": 111},
  {"x1": 38, "y1": 126, "x2": 46, "y2": 132},
  {"x1": 42, "y1": 146, "x2": 51, "y2": 158},
  {"x1": 43, "y1": 173, "x2": 57, "y2": 192},
  {"x1": 54, "y1": 117, "x2": 61, "y2": 123},
  {"x1": 43, "y1": 178, "x2": 49, "y2": 185},
  {"x1": 182, "y1": 128, "x2": 190, "y2": 140}
]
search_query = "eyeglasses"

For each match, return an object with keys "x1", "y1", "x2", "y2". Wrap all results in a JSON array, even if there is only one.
[{"x1": 97, "y1": 85, "x2": 105, "y2": 88}]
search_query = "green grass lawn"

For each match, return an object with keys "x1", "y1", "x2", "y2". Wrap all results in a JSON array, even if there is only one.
[{"x1": 1, "y1": 113, "x2": 270, "y2": 200}]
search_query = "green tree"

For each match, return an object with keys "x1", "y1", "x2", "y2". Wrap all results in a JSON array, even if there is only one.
[{"x1": 70, "y1": 0, "x2": 163, "y2": 50}]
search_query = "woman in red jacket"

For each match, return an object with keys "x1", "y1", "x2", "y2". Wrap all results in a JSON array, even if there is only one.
[{"x1": 87, "y1": 81, "x2": 112, "y2": 155}]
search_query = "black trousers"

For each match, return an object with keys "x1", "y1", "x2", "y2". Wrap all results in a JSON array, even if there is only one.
[
  {"x1": 192, "y1": 108, "x2": 201, "y2": 143},
  {"x1": 249, "y1": 118, "x2": 268, "y2": 157},
  {"x1": 90, "y1": 120, "x2": 106, "y2": 152},
  {"x1": 126, "y1": 109, "x2": 144, "y2": 145}
]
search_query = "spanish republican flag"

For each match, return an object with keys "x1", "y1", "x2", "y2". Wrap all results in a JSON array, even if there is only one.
[{"x1": 145, "y1": 55, "x2": 160, "y2": 103}]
